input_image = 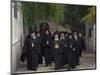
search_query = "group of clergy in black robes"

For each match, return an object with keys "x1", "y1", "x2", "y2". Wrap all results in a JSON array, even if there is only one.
[{"x1": 20, "y1": 28, "x2": 85, "y2": 71}]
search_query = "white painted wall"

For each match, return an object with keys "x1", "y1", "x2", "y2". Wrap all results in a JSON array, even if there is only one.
[{"x1": 11, "y1": 1, "x2": 23, "y2": 73}]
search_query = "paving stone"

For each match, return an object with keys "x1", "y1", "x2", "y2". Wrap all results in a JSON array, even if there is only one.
[{"x1": 16, "y1": 51, "x2": 96, "y2": 74}]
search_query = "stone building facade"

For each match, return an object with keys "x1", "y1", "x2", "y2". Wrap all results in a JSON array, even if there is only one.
[
  {"x1": 11, "y1": 1, "x2": 24, "y2": 73},
  {"x1": 85, "y1": 24, "x2": 96, "y2": 53}
]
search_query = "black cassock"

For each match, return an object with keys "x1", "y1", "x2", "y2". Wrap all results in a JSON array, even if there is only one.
[
  {"x1": 43, "y1": 35, "x2": 52, "y2": 65},
  {"x1": 78, "y1": 37, "x2": 86, "y2": 57},
  {"x1": 60, "y1": 39, "x2": 68, "y2": 65},
  {"x1": 21, "y1": 37, "x2": 39, "y2": 70},
  {"x1": 74, "y1": 39, "x2": 80, "y2": 65},
  {"x1": 53, "y1": 40, "x2": 63, "y2": 70},
  {"x1": 67, "y1": 38, "x2": 79, "y2": 67},
  {"x1": 37, "y1": 36, "x2": 43, "y2": 64}
]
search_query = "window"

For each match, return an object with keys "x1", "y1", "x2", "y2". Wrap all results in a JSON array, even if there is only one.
[{"x1": 89, "y1": 28, "x2": 92, "y2": 38}]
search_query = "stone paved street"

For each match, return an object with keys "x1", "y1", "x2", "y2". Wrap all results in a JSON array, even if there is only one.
[{"x1": 15, "y1": 51, "x2": 96, "y2": 74}]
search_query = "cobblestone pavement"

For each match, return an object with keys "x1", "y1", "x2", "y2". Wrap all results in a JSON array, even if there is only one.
[{"x1": 15, "y1": 51, "x2": 96, "y2": 74}]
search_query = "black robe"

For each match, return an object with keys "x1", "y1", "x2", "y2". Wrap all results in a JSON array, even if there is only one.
[
  {"x1": 78, "y1": 37, "x2": 86, "y2": 56},
  {"x1": 37, "y1": 36, "x2": 43, "y2": 64},
  {"x1": 60, "y1": 39, "x2": 68, "y2": 65},
  {"x1": 21, "y1": 37, "x2": 39, "y2": 70},
  {"x1": 43, "y1": 35, "x2": 52, "y2": 65},
  {"x1": 74, "y1": 39, "x2": 80, "y2": 65},
  {"x1": 67, "y1": 38, "x2": 78, "y2": 67},
  {"x1": 53, "y1": 40, "x2": 63, "y2": 70}
]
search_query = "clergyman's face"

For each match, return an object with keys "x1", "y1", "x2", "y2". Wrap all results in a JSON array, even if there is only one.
[
  {"x1": 45, "y1": 30, "x2": 49, "y2": 35},
  {"x1": 61, "y1": 33, "x2": 64, "y2": 37},
  {"x1": 69, "y1": 35, "x2": 72, "y2": 39},
  {"x1": 79, "y1": 33, "x2": 82, "y2": 37},
  {"x1": 54, "y1": 34, "x2": 59, "y2": 40},
  {"x1": 65, "y1": 33, "x2": 68, "y2": 37},
  {"x1": 37, "y1": 33, "x2": 40, "y2": 37},
  {"x1": 31, "y1": 32, "x2": 36, "y2": 39},
  {"x1": 60, "y1": 33, "x2": 65, "y2": 39},
  {"x1": 31, "y1": 32, "x2": 35, "y2": 37},
  {"x1": 74, "y1": 35, "x2": 78, "y2": 39},
  {"x1": 73, "y1": 32, "x2": 78, "y2": 38}
]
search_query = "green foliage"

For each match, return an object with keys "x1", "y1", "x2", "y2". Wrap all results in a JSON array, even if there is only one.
[
  {"x1": 63, "y1": 5, "x2": 94, "y2": 32},
  {"x1": 82, "y1": 6, "x2": 96, "y2": 24},
  {"x1": 48, "y1": 4, "x2": 64, "y2": 24},
  {"x1": 21, "y1": 2, "x2": 65, "y2": 26},
  {"x1": 21, "y1": 1, "x2": 96, "y2": 33}
]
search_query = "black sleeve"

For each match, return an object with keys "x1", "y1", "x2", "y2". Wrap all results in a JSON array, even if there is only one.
[
  {"x1": 20, "y1": 38, "x2": 28, "y2": 62},
  {"x1": 49, "y1": 36, "x2": 53, "y2": 48},
  {"x1": 72, "y1": 39, "x2": 78, "y2": 51},
  {"x1": 36, "y1": 39, "x2": 41, "y2": 55},
  {"x1": 82, "y1": 38, "x2": 86, "y2": 50}
]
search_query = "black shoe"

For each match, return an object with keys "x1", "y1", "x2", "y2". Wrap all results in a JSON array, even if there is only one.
[
  {"x1": 39, "y1": 62, "x2": 42, "y2": 64},
  {"x1": 80, "y1": 54, "x2": 82, "y2": 57},
  {"x1": 77, "y1": 63, "x2": 80, "y2": 65},
  {"x1": 55, "y1": 68, "x2": 60, "y2": 70},
  {"x1": 72, "y1": 66, "x2": 76, "y2": 69},
  {"x1": 48, "y1": 63, "x2": 51, "y2": 66},
  {"x1": 27, "y1": 68, "x2": 37, "y2": 71},
  {"x1": 45, "y1": 64, "x2": 49, "y2": 66}
]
